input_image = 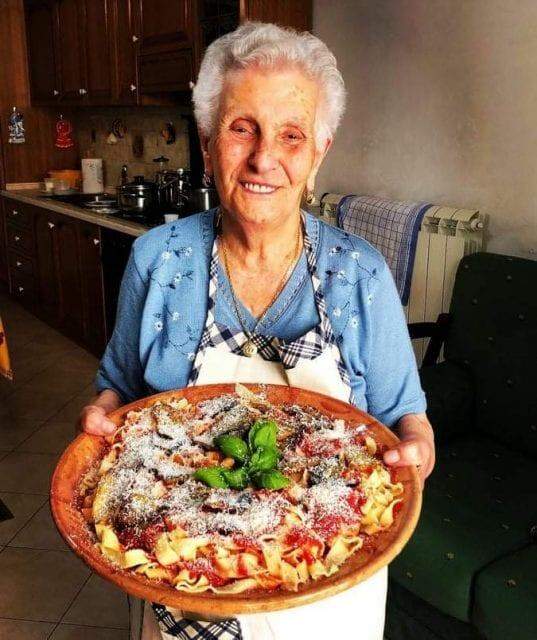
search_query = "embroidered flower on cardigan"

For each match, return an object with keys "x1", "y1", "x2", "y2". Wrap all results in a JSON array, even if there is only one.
[
  {"x1": 161, "y1": 251, "x2": 171, "y2": 261},
  {"x1": 172, "y1": 311, "x2": 180, "y2": 321},
  {"x1": 187, "y1": 352, "x2": 196, "y2": 361},
  {"x1": 154, "y1": 321, "x2": 163, "y2": 332},
  {"x1": 174, "y1": 246, "x2": 193, "y2": 258},
  {"x1": 333, "y1": 307, "x2": 342, "y2": 318},
  {"x1": 349, "y1": 316, "x2": 359, "y2": 328}
]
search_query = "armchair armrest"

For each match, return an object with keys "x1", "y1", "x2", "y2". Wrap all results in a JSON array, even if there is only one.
[
  {"x1": 408, "y1": 313, "x2": 451, "y2": 367},
  {"x1": 420, "y1": 360, "x2": 475, "y2": 443}
]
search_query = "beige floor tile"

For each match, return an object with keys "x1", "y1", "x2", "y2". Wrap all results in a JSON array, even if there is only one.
[
  {"x1": 63, "y1": 573, "x2": 130, "y2": 629},
  {"x1": 9, "y1": 502, "x2": 69, "y2": 551},
  {"x1": 0, "y1": 452, "x2": 58, "y2": 494},
  {"x1": 0, "y1": 493, "x2": 47, "y2": 544},
  {"x1": 0, "y1": 416, "x2": 44, "y2": 451},
  {"x1": 0, "y1": 548, "x2": 90, "y2": 621},
  {"x1": 0, "y1": 618, "x2": 55, "y2": 639},
  {"x1": 50, "y1": 624, "x2": 129, "y2": 640},
  {"x1": 17, "y1": 420, "x2": 77, "y2": 455}
]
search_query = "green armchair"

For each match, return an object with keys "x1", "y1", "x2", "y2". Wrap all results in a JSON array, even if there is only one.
[{"x1": 386, "y1": 252, "x2": 537, "y2": 640}]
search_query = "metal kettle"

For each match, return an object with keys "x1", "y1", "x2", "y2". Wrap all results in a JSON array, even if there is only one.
[
  {"x1": 117, "y1": 175, "x2": 158, "y2": 214},
  {"x1": 153, "y1": 156, "x2": 191, "y2": 213}
]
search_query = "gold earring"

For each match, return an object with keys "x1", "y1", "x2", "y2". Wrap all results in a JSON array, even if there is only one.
[
  {"x1": 305, "y1": 188, "x2": 315, "y2": 205},
  {"x1": 202, "y1": 171, "x2": 213, "y2": 187}
]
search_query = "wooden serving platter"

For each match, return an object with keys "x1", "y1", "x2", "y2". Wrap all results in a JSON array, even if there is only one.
[{"x1": 50, "y1": 383, "x2": 422, "y2": 617}]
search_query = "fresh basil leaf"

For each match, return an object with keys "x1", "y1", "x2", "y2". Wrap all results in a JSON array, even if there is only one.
[
  {"x1": 222, "y1": 467, "x2": 249, "y2": 490},
  {"x1": 214, "y1": 435, "x2": 249, "y2": 463},
  {"x1": 254, "y1": 470, "x2": 290, "y2": 490},
  {"x1": 248, "y1": 420, "x2": 278, "y2": 450},
  {"x1": 193, "y1": 466, "x2": 228, "y2": 488},
  {"x1": 248, "y1": 446, "x2": 279, "y2": 474}
]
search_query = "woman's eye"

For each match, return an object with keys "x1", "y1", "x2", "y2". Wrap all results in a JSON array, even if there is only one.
[{"x1": 284, "y1": 132, "x2": 303, "y2": 142}]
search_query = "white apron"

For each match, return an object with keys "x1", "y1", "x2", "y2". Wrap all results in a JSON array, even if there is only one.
[{"x1": 134, "y1": 221, "x2": 387, "y2": 640}]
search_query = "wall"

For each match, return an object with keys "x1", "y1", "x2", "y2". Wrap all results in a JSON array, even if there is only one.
[
  {"x1": 74, "y1": 107, "x2": 190, "y2": 190},
  {"x1": 0, "y1": 0, "x2": 78, "y2": 186},
  {"x1": 313, "y1": 0, "x2": 537, "y2": 258}
]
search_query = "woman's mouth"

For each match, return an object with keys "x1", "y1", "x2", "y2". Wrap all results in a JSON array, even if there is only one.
[{"x1": 240, "y1": 181, "x2": 279, "y2": 194}]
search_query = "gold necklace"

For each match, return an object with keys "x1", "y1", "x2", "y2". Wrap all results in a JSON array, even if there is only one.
[{"x1": 220, "y1": 219, "x2": 303, "y2": 357}]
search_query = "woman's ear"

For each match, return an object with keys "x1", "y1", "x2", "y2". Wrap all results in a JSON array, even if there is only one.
[
  {"x1": 307, "y1": 137, "x2": 332, "y2": 192},
  {"x1": 198, "y1": 128, "x2": 214, "y2": 176}
]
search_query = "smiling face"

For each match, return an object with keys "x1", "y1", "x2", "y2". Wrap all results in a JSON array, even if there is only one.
[{"x1": 200, "y1": 64, "x2": 331, "y2": 226}]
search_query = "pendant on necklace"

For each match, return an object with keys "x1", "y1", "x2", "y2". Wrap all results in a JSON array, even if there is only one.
[{"x1": 242, "y1": 340, "x2": 258, "y2": 357}]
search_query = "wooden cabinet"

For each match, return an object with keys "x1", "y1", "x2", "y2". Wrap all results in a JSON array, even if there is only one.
[
  {"x1": 55, "y1": 215, "x2": 84, "y2": 339},
  {"x1": 80, "y1": 0, "x2": 114, "y2": 104},
  {"x1": 55, "y1": 0, "x2": 85, "y2": 102},
  {"x1": 78, "y1": 222, "x2": 107, "y2": 355},
  {"x1": 25, "y1": 0, "x2": 312, "y2": 107},
  {"x1": 111, "y1": 0, "x2": 140, "y2": 104},
  {"x1": 34, "y1": 210, "x2": 59, "y2": 323},
  {"x1": 3, "y1": 197, "x2": 108, "y2": 356},
  {"x1": 24, "y1": 0, "x2": 60, "y2": 104}
]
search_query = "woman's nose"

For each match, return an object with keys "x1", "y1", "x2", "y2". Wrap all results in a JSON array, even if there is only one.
[{"x1": 247, "y1": 138, "x2": 279, "y2": 174}]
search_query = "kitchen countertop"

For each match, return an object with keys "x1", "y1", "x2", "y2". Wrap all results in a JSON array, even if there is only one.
[{"x1": 1, "y1": 189, "x2": 150, "y2": 237}]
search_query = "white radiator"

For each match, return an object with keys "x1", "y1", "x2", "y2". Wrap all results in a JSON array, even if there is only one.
[{"x1": 315, "y1": 195, "x2": 487, "y2": 364}]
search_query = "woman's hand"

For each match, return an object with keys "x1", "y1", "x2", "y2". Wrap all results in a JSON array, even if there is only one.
[
  {"x1": 77, "y1": 389, "x2": 122, "y2": 436},
  {"x1": 383, "y1": 413, "x2": 435, "y2": 488}
]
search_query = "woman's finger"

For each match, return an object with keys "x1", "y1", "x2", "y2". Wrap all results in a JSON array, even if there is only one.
[
  {"x1": 384, "y1": 439, "x2": 425, "y2": 466},
  {"x1": 80, "y1": 406, "x2": 116, "y2": 436}
]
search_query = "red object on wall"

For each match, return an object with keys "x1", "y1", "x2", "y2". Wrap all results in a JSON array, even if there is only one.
[{"x1": 55, "y1": 115, "x2": 74, "y2": 149}]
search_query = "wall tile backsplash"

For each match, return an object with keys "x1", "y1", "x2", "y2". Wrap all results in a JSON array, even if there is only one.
[{"x1": 74, "y1": 107, "x2": 191, "y2": 190}]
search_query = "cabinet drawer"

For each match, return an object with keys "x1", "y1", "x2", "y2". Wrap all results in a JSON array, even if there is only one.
[
  {"x1": 10, "y1": 271, "x2": 36, "y2": 309},
  {"x1": 6, "y1": 222, "x2": 35, "y2": 255},
  {"x1": 4, "y1": 201, "x2": 33, "y2": 229},
  {"x1": 8, "y1": 250, "x2": 35, "y2": 277}
]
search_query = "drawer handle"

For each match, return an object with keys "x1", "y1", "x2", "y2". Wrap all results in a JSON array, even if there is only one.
[
  {"x1": 18, "y1": 286, "x2": 24, "y2": 293},
  {"x1": 93, "y1": 238, "x2": 100, "y2": 246},
  {"x1": 48, "y1": 221, "x2": 55, "y2": 229},
  {"x1": 130, "y1": 84, "x2": 137, "y2": 92},
  {"x1": 11, "y1": 209, "x2": 19, "y2": 216},
  {"x1": 16, "y1": 261, "x2": 22, "y2": 267},
  {"x1": 79, "y1": 88, "x2": 88, "y2": 96},
  {"x1": 53, "y1": 89, "x2": 59, "y2": 96},
  {"x1": 132, "y1": 35, "x2": 139, "y2": 42},
  {"x1": 14, "y1": 235, "x2": 20, "y2": 242}
]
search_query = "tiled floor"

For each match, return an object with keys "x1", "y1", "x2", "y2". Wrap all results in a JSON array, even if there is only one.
[{"x1": 0, "y1": 292, "x2": 129, "y2": 639}]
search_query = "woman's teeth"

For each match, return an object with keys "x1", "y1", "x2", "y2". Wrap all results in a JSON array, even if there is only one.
[{"x1": 242, "y1": 182, "x2": 277, "y2": 194}]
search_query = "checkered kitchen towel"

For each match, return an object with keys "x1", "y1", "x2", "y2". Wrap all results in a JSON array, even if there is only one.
[{"x1": 337, "y1": 195, "x2": 432, "y2": 305}]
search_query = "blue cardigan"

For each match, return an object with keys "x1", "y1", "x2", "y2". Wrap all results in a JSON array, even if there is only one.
[{"x1": 96, "y1": 209, "x2": 426, "y2": 428}]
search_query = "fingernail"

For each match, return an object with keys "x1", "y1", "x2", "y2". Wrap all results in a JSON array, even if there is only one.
[{"x1": 385, "y1": 450, "x2": 400, "y2": 464}]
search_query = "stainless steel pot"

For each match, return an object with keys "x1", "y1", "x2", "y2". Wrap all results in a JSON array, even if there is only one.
[
  {"x1": 117, "y1": 176, "x2": 158, "y2": 213},
  {"x1": 187, "y1": 187, "x2": 219, "y2": 213}
]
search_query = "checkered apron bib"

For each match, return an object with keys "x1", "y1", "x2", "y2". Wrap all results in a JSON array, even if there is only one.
[{"x1": 146, "y1": 222, "x2": 359, "y2": 639}]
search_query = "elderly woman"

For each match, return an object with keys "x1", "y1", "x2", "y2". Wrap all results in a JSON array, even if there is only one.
[{"x1": 80, "y1": 21, "x2": 434, "y2": 640}]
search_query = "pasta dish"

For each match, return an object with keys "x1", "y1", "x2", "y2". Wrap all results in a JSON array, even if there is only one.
[{"x1": 78, "y1": 385, "x2": 403, "y2": 594}]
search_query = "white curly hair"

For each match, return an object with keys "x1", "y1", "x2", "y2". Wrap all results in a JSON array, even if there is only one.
[{"x1": 192, "y1": 22, "x2": 346, "y2": 150}]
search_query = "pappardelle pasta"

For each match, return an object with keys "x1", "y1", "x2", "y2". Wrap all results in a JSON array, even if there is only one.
[{"x1": 78, "y1": 385, "x2": 403, "y2": 594}]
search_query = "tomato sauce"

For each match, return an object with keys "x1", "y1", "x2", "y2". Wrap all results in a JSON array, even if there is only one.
[{"x1": 183, "y1": 560, "x2": 228, "y2": 587}]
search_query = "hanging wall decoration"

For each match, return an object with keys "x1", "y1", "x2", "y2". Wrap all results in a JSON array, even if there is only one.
[
  {"x1": 55, "y1": 114, "x2": 75, "y2": 149},
  {"x1": 8, "y1": 107, "x2": 25, "y2": 144}
]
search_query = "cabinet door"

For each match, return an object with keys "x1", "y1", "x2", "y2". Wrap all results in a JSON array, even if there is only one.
[
  {"x1": 243, "y1": 0, "x2": 312, "y2": 31},
  {"x1": 138, "y1": 0, "x2": 192, "y2": 55},
  {"x1": 24, "y1": 0, "x2": 60, "y2": 105},
  {"x1": 55, "y1": 215, "x2": 84, "y2": 339},
  {"x1": 78, "y1": 222, "x2": 107, "y2": 356},
  {"x1": 81, "y1": 0, "x2": 113, "y2": 104},
  {"x1": 34, "y1": 210, "x2": 60, "y2": 324},
  {"x1": 112, "y1": 0, "x2": 140, "y2": 104},
  {"x1": 56, "y1": 0, "x2": 86, "y2": 102}
]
